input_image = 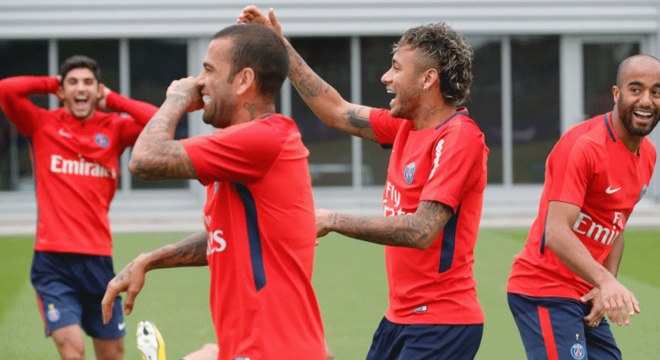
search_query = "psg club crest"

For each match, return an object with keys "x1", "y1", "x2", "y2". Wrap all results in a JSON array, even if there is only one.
[
  {"x1": 570, "y1": 343, "x2": 585, "y2": 360},
  {"x1": 403, "y1": 162, "x2": 416, "y2": 185},
  {"x1": 47, "y1": 303, "x2": 60, "y2": 322},
  {"x1": 95, "y1": 133, "x2": 110, "y2": 148}
]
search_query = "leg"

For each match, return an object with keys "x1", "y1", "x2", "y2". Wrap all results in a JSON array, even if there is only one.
[
  {"x1": 397, "y1": 323, "x2": 483, "y2": 360},
  {"x1": 78, "y1": 255, "x2": 127, "y2": 359},
  {"x1": 365, "y1": 317, "x2": 404, "y2": 360},
  {"x1": 508, "y1": 293, "x2": 588, "y2": 360},
  {"x1": 31, "y1": 252, "x2": 86, "y2": 360},
  {"x1": 325, "y1": 340, "x2": 335, "y2": 360},
  {"x1": 183, "y1": 343, "x2": 219, "y2": 360},
  {"x1": 585, "y1": 320, "x2": 621, "y2": 360},
  {"x1": 93, "y1": 337, "x2": 125, "y2": 360},
  {"x1": 51, "y1": 324, "x2": 86, "y2": 360}
]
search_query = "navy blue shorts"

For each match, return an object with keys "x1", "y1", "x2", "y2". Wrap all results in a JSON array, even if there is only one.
[
  {"x1": 30, "y1": 251, "x2": 125, "y2": 339},
  {"x1": 365, "y1": 317, "x2": 483, "y2": 360},
  {"x1": 507, "y1": 293, "x2": 621, "y2": 360}
]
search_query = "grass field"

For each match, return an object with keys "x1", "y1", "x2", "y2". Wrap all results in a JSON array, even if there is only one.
[{"x1": 1, "y1": 228, "x2": 659, "y2": 359}]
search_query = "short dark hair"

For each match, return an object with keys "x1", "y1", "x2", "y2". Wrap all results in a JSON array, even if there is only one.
[
  {"x1": 212, "y1": 24, "x2": 289, "y2": 98},
  {"x1": 59, "y1": 55, "x2": 101, "y2": 85},
  {"x1": 394, "y1": 23, "x2": 473, "y2": 106}
]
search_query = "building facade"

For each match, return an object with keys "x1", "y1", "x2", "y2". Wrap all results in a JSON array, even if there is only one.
[{"x1": 1, "y1": 0, "x2": 659, "y2": 203}]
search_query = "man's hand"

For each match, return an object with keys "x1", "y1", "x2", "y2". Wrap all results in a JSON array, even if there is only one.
[
  {"x1": 587, "y1": 278, "x2": 640, "y2": 327},
  {"x1": 581, "y1": 287, "x2": 604, "y2": 328},
  {"x1": 166, "y1": 76, "x2": 203, "y2": 113},
  {"x1": 97, "y1": 84, "x2": 110, "y2": 111},
  {"x1": 238, "y1": 6, "x2": 283, "y2": 37},
  {"x1": 101, "y1": 256, "x2": 148, "y2": 324},
  {"x1": 316, "y1": 208, "x2": 336, "y2": 238}
]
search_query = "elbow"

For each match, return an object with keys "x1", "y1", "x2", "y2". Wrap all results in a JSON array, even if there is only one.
[
  {"x1": 543, "y1": 226, "x2": 561, "y2": 251},
  {"x1": 415, "y1": 233, "x2": 436, "y2": 250},
  {"x1": 128, "y1": 157, "x2": 151, "y2": 181}
]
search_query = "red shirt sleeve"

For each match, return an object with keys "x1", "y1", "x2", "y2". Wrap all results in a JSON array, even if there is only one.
[
  {"x1": 546, "y1": 137, "x2": 595, "y2": 208},
  {"x1": 181, "y1": 119, "x2": 287, "y2": 185},
  {"x1": 369, "y1": 108, "x2": 405, "y2": 147},
  {"x1": 420, "y1": 119, "x2": 487, "y2": 212},
  {"x1": 105, "y1": 92, "x2": 159, "y2": 147},
  {"x1": 0, "y1": 76, "x2": 59, "y2": 136}
]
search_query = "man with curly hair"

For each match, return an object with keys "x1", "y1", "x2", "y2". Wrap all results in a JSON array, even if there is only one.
[{"x1": 240, "y1": 7, "x2": 488, "y2": 359}]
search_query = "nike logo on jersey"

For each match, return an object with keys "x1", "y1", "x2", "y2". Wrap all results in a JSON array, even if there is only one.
[
  {"x1": 605, "y1": 186, "x2": 621, "y2": 194},
  {"x1": 118, "y1": 322, "x2": 126, "y2": 331},
  {"x1": 58, "y1": 128, "x2": 73, "y2": 138}
]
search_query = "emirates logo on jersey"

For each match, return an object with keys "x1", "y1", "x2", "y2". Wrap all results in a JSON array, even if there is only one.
[{"x1": 50, "y1": 154, "x2": 117, "y2": 179}]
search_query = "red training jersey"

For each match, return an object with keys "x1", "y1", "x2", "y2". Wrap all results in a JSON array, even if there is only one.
[
  {"x1": 181, "y1": 114, "x2": 325, "y2": 360},
  {"x1": 0, "y1": 76, "x2": 157, "y2": 256},
  {"x1": 507, "y1": 113, "x2": 656, "y2": 300},
  {"x1": 370, "y1": 107, "x2": 488, "y2": 325}
]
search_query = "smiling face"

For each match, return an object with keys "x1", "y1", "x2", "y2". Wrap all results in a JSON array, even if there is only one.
[
  {"x1": 197, "y1": 38, "x2": 240, "y2": 129},
  {"x1": 613, "y1": 56, "x2": 660, "y2": 137},
  {"x1": 381, "y1": 45, "x2": 424, "y2": 119},
  {"x1": 59, "y1": 67, "x2": 101, "y2": 120}
]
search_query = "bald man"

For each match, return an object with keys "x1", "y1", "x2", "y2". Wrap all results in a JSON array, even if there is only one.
[{"x1": 507, "y1": 54, "x2": 660, "y2": 360}]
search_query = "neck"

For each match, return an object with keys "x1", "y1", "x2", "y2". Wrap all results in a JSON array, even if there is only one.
[
  {"x1": 412, "y1": 101, "x2": 456, "y2": 130},
  {"x1": 235, "y1": 100, "x2": 277, "y2": 125},
  {"x1": 611, "y1": 109, "x2": 643, "y2": 154}
]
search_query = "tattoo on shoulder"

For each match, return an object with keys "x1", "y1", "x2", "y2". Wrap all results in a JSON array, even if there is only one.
[{"x1": 346, "y1": 107, "x2": 371, "y2": 129}]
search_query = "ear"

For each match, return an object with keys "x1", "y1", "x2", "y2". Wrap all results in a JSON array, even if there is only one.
[
  {"x1": 611, "y1": 85, "x2": 620, "y2": 104},
  {"x1": 56, "y1": 86, "x2": 65, "y2": 102},
  {"x1": 97, "y1": 83, "x2": 106, "y2": 100},
  {"x1": 235, "y1": 68, "x2": 256, "y2": 96},
  {"x1": 422, "y1": 68, "x2": 439, "y2": 92}
]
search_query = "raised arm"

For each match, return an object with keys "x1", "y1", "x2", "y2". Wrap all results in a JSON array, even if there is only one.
[
  {"x1": 128, "y1": 76, "x2": 201, "y2": 180},
  {"x1": 545, "y1": 201, "x2": 639, "y2": 326},
  {"x1": 316, "y1": 200, "x2": 453, "y2": 250},
  {"x1": 0, "y1": 75, "x2": 58, "y2": 135},
  {"x1": 99, "y1": 86, "x2": 159, "y2": 126},
  {"x1": 101, "y1": 230, "x2": 208, "y2": 323},
  {"x1": 239, "y1": 6, "x2": 378, "y2": 141}
]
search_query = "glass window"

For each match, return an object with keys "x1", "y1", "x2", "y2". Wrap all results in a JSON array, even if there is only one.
[
  {"x1": 465, "y1": 36, "x2": 502, "y2": 184},
  {"x1": 511, "y1": 36, "x2": 561, "y2": 183},
  {"x1": 290, "y1": 37, "x2": 352, "y2": 186},
  {"x1": 360, "y1": 36, "x2": 398, "y2": 187},
  {"x1": 0, "y1": 40, "x2": 49, "y2": 191},
  {"x1": 584, "y1": 43, "x2": 640, "y2": 118},
  {"x1": 129, "y1": 39, "x2": 188, "y2": 189}
]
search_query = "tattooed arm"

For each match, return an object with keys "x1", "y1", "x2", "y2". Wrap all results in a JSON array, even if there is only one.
[
  {"x1": 238, "y1": 6, "x2": 378, "y2": 141},
  {"x1": 129, "y1": 76, "x2": 201, "y2": 180},
  {"x1": 101, "y1": 230, "x2": 208, "y2": 323},
  {"x1": 316, "y1": 201, "x2": 453, "y2": 249}
]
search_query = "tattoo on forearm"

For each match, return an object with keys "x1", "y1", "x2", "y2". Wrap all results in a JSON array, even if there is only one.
[
  {"x1": 130, "y1": 96, "x2": 197, "y2": 180},
  {"x1": 287, "y1": 46, "x2": 328, "y2": 98},
  {"x1": 151, "y1": 231, "x2": 208, "y2": 268},
  {"x1": 332, "y1": 201, "x2": 452, "y2": 248}
]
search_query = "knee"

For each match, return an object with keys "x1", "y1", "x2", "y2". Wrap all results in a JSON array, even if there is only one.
[
  {"x1": 94, "y1": 340, "x2": 125, "y2": 360},
  {"x1": 53, "y1": 335, "x2": 85, "y2": 360},
  {"x1": 57, "y1": 345, "x2": 85, "y2": 360}
]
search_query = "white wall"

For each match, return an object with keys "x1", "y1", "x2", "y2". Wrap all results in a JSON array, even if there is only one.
[{"x1": 0, "y1": 0, "x2": 658, "y2": 39}]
